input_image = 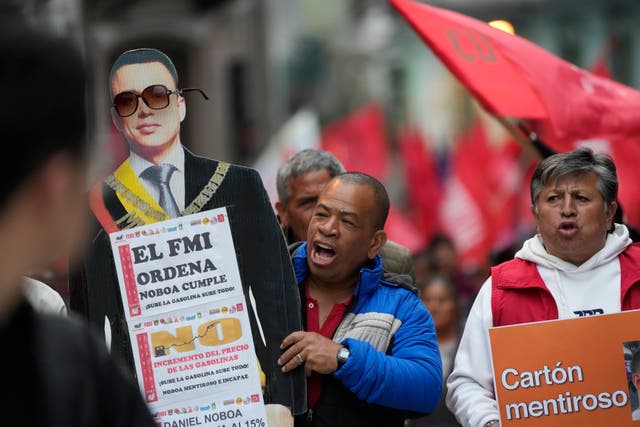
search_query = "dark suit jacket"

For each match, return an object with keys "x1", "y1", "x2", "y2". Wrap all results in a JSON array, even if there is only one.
[{"x1": 69, "y1": 147, "x2": 306, "y2": 414}]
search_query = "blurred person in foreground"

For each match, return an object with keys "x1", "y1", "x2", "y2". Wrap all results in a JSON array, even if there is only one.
[
  {"x1": 276, "y1": 148, "x2": 415, "y2": 279},
  {"x1": 408, "y1": 275, "x2": 462, "y2": 427},
  {"x1": 278, "y1": 172, "x2": 442, "y2": 426},
  {"x1": 446, "y1": 147, "x2": 640, "y2": 427},
  {"x1": 0, "y1": 24, "x2": 155, "y2": 426}
]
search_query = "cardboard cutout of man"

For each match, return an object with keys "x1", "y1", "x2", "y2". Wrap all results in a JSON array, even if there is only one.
[{"x1": 69, "y1": 48, "x2": 305, "y2": 419}]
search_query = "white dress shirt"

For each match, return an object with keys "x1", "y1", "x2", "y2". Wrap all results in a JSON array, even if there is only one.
[{"x1": 128, "y1": 145, "x2": 186, "y2": 211}]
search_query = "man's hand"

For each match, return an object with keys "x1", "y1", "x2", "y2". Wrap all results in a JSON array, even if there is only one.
[{"x1": 278, "y1": 331, "x2": 342, "y2": 376}]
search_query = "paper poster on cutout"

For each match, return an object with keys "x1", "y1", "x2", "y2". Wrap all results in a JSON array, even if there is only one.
[
  {"x1": 130, "y1": 297, "x2": 258, "y2": 406},
  {"x1": 151, "y1": 392, "x2": 268, "y2": 427},
  {"x1": 489, "y1": 309, "x2": 640, "y2": 426},
  {"x1": 110, "y1": 208, "x2": 243, "y2": 319},
  {"x1": 110, "y1": 207, "x2": 268, "y2": 426}
]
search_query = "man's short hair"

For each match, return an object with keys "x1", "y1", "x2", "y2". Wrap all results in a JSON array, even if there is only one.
[
  {"x1": 276, "y1": 149, "x2": 345, "y2": 205},
  {"x1": 530, "y1": 147, "x2": 618, "y2": 213},
  {"x1": 0, "y1": 24, "x2": 86, "y2": 206},
  {"x1": 333, "y1": 172, "x2": 389, "y2": 230},
  {"x1": 108, "y1": 48, "x2": 178, "y2": 98}
]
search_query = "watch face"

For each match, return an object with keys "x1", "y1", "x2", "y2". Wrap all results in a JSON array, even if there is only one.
[{"x1": 337, "y1": 347, "x2": 350, "y2": 365}]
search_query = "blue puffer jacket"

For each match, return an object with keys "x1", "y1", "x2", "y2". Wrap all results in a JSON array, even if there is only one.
[{"x1": 292, "y1": 243, "x2": 442, "y2": 425}]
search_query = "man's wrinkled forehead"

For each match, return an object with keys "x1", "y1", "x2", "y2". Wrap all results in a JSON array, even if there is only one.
[{"x1": 318, "y1": 179, "x2": 374, "y2": 214}]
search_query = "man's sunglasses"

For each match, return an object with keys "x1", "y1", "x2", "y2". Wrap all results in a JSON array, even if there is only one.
[{"x1": 112, "y1": 84, "x2": 209, "y2": 117}]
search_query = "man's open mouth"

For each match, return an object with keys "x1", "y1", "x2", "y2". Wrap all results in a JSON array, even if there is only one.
[
  {"x1": 311, "y1": 242, "x2": 337, "y2": 266},
  {"x1": 558, "y1": 222, "x2": 579, "y2": 236}
]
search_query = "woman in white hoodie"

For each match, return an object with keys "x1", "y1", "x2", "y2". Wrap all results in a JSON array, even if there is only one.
[{"x1": 445, "y1": 147, "x2": 640, "y2": 427}]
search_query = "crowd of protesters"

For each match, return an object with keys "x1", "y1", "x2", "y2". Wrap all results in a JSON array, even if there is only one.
[{"x1": 7, "y1": 7, "x2": 640, "y2": 427}]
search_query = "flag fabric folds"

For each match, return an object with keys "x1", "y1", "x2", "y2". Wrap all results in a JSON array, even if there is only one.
[
  {"x1": 397, "y1": 127, "x2": 443, "y2": 243},
  {"x1": 439, "y1": 118, "x2": 533, "y2": 269},
  {"x1": 389, "y1": 0, "x2": 640, "y2": 150}
]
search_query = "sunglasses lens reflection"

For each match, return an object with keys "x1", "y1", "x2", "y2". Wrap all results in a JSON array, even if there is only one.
[
  {"x1": 142, "y1": 85, "x2": 170, "y2": 109},
  {"x1": 114, "y1": 92, "x2": 138, "y2": 117}
]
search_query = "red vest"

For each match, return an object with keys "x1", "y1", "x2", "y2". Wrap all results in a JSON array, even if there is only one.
[{"x1": 491, "y1": 243, "x2": 640, "y2": 327}]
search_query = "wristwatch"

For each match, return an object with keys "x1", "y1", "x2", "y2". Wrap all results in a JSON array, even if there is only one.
[
  {"x1": 337, "y1": 346, "x2": 350, "y2": 367},
  {"x1": 484, "y1": 420, "x2": 499, "y2": 427}
]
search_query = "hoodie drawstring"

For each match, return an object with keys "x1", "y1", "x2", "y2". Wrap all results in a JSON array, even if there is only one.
[{"x1": 554, "y1": 269, "x2": 571, "y2": 317}]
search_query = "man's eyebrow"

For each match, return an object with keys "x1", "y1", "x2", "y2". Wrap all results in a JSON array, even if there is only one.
[
  {"x1": 315, "y1": 203, "x2": 358, "y2": 219},
  {"x1": 296, "y1": 195, "x2": 317, "y2": 205},
  {"x1": 340, "y1": 210, "x2": 358, "y2": 218}
]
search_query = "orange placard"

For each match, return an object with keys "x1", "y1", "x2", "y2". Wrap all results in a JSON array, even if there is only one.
[{"x1": 489, "y1": 309, "x2": 640, "y2": 426}]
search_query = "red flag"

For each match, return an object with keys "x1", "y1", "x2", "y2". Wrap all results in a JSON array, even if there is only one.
[
  {"x1": 397, "y1": 127, "x2": 442, "y2": 241},
  {"x1": 320, "y1": 103, "x2": 388, "y2": 180},
  {"x1": 389, "y1": 0, "x2": 640, "y2": 151},
  {"x1": 439, "y1": 118, "x2": 530, "y2": 269},
  {"x1": 389, "y1": 0, "x2": 547, "y2": 119}
]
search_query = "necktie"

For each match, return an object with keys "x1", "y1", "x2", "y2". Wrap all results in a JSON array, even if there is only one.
[{"x1": 142, "y1": 164, "x2": 180, "y2": 218}]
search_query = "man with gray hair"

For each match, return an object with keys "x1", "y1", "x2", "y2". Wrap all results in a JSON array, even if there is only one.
[
  {"x1": 446, "y1": 147, "x2": 640, "y2": 427},
  {"x1": 275, "y1": 148, "x2": 416, "y2": 279},
  {"x1": 276, "y1": 149, "x2": 345, "y2": 245}
]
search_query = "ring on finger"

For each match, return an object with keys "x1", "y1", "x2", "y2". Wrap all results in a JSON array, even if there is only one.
[{"x1": 296, "y1": 353, "x2": 304, "y2": 364}]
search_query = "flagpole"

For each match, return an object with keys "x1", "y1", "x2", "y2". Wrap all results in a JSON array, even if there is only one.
[{"x1": 492, "y1": 115, "x2": 543, "y2": 162}]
